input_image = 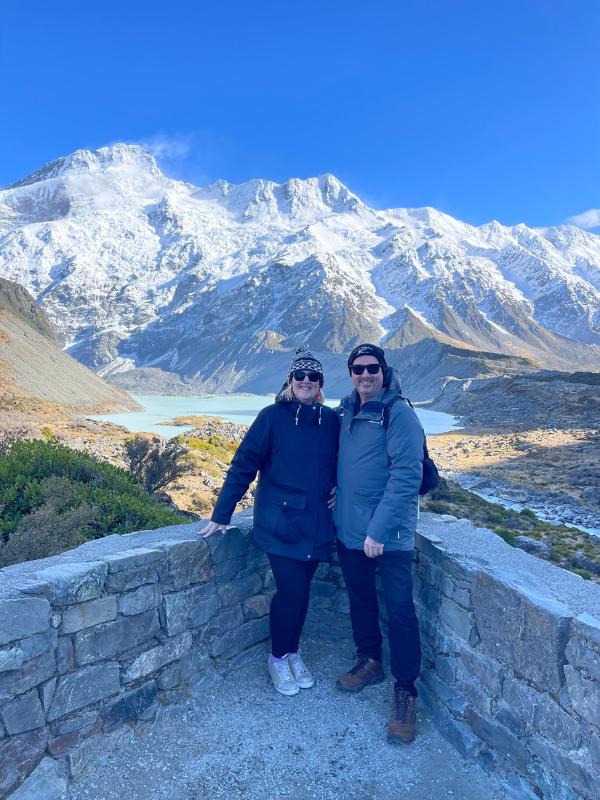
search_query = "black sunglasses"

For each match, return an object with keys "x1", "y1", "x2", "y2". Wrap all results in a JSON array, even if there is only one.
[
  {"x1": 350, "y1": 364, "x2": 382, "y2": 375},
  {"x1": 293, "y1": 369, "x2": 321, "y2": 382}
]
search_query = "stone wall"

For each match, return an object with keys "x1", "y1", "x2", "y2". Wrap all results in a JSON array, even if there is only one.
[
  {"x1": 0, "y1": 514, "x2": 272, "y2": 799},
  {"x1": 1, "y1": 510, "x2": 599, "y2": 800},
  {"x1": 406, "y1": 516, "x2": 598, "y2": 800},
  {"x1": 308, "y1": 514, "x2": 600, "y2": 800}
]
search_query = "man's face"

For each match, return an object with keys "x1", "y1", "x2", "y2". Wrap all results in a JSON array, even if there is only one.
[{"x1": 350, "y1": 355, "x2": 384, "y2": 403}]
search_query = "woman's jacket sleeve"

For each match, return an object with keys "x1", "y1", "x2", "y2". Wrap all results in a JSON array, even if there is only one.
[{"x1": 210, "y1": 408, "x2": 271, "y2": 525}]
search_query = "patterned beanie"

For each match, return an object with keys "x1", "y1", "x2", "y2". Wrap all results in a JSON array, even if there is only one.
[{"x1": 288, "y1": 345, "x2": 324, "y2": 385}]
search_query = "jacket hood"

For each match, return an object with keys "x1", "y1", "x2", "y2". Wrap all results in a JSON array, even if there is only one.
[{"x1": 340, "y1": 367, "x2": 404, "y2": 411}]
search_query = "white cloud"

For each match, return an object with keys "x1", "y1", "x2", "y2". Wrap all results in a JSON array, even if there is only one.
[
  {"x1": 137, "y1": 132, "x2": 193, "y2": 161},
  {"x1": 565, "y1": 208, "x2": 600, "y2": 229}
]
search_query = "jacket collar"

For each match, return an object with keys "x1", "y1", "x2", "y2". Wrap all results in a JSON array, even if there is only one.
[
  {"x1": 276, "y1": 395, "x2": 323, "y2": 426},
  {"x1": 339, "y1": 368, "x2": 404, "y2": 416}
]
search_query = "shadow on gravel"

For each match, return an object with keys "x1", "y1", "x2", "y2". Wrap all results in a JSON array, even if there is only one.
[{"x1": 66, "y1": 638, "x2": 505, "y2": 800}]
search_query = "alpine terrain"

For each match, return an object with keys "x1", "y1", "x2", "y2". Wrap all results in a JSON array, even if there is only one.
[
  {"x1": 0, "y1": 276, "x2": 135, "y2": 412},
  {"x1": 0, "y1": 144, "x2": 599, "y2": 398}
]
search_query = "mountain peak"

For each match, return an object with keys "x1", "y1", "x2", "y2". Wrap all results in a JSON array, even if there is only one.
[
  {"x1": 203, "y1": 173, "x2": 361, "y2": 222},
  {"x1": 7, "y1": 143, "x2": 161, "y2": 190}
]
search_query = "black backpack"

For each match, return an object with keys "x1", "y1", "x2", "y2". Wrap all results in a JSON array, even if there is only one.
[{"x1": 382, "y1": 396, "x2": 440, "y2": 496}]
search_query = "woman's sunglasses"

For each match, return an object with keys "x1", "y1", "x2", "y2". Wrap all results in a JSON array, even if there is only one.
[
  {"x1": 293, "y1": 370, "x2": 321, "y2": 382},
  {"x1": 350, "y1": 364, "x2": 382, "y2": 375}
]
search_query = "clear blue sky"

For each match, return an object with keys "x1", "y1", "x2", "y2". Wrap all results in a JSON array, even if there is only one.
[{"x1": 1, "y1": 0, "x2": 599, "y2": 227}]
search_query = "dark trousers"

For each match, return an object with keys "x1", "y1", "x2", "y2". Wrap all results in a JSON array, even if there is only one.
[
  {"x1": 267, "y1": 553, "x2": 319, "y2": 658},
  {"x1": 337, "y1": 540, "x2": 421, "y2": 694}
]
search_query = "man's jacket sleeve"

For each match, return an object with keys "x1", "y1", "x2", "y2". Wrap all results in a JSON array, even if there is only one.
[
  {"x1": 211, "y1": 409, "x2": 271, "y2": 524},
  {"x1": 366, "y1": 403, "x2": 424, "y2": 544}
]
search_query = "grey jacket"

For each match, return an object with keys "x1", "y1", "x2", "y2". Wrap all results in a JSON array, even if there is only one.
[{"x1": 333, "y1": 369, "x2": 424, "y2": 551}]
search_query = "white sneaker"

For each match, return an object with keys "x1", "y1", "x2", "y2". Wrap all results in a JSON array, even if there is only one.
[
  {"x1": 268, "y1": 655, "x2": 299, "y2": 696},
  {"x1": 288, "y1": 652, "x2": 314, "y2": 689}
]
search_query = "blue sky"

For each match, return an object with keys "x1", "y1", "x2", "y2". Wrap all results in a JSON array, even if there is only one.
[{"x1": 1, "y1": 0, "x2": 599, "y2": 228}]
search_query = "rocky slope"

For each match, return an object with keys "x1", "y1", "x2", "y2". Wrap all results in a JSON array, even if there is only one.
[
  {"x1": 428, "y1": 371, "x2": 600, "y2": 537},
  {"x1": 1, "y1": 144, "x2": 599, "y2": 397},
  {"x1": 431, "y1": 370, "x2": 600, "y2": 430},
  {"x1": 0, "y1": 277, "x2": 137, "y2": 428}
]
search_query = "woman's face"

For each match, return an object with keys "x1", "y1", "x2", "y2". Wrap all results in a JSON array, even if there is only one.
[{"x1": 291, "y1": 371, "x2": 321, "y2": 404}]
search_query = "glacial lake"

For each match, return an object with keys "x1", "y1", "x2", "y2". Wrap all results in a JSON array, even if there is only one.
[{"x1": 90, "y1": 394, "x2": 460, "y2": 437}]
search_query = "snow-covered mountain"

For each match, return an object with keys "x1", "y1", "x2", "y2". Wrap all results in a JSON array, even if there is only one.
[{"x1": 0, "y1": 143, "x2": 598, "y2": 396}]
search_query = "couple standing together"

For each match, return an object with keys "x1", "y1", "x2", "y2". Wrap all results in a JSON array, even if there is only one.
[{"x1": 200, "y1": 343, "x2": 424, "y2": 744}]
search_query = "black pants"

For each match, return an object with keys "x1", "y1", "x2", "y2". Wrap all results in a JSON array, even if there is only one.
[
  {"x1": 337, "y1": 540, "x2": 421, "y2": 695},
  {"x1": 267, "y1": 553, "x2": 319, "y2": 658}
]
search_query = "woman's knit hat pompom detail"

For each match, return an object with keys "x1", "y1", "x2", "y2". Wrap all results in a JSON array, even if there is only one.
[{"x1": 288, "y1": 345, "x2": 324, "y2": 385}]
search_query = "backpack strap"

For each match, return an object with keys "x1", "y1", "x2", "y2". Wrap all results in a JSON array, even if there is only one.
[
  {"x1": 383, "y1": 394, "x2": 439, "y2": 495},
  {"x1": 382, "y1": 395, "x2": 410, "y2": 429}
]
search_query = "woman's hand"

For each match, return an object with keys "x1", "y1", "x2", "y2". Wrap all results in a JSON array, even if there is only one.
[
  {"x1": 327, "y1": 486, "x2": 336, "y2": 510},
  {"x1": 199, "y1": 521, "x2": 228, "y2": 538}
]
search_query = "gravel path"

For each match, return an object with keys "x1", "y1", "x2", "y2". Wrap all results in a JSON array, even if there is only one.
[{"x1": 67, "y1": 638, "x2": 504, "y2": 800}]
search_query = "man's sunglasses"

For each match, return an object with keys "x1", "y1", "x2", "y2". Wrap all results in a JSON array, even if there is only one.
[
  {"x1": 350, "y1": 364, "x2": 382, "y2": 375},
  {"x1": 293, "y1": 369, "x2": 321, "y2": 382}
]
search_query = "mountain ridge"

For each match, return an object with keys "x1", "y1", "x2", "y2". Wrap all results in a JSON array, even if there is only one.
[{"x1": 0, "y1": 144, "x2": 598, "y2": 398}]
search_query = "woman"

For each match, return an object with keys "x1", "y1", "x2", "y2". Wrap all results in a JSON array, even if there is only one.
[{"x1": 200, "y1": 346, "x2": 338, "y2": 696}]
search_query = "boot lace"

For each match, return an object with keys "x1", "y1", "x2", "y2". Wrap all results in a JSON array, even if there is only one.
[
  {"x1": 394, "y1": 687, "x2": 412, "y2": 723},
  {"x1": 349, "y1": 652, "x2": 370, "y2": 675}
]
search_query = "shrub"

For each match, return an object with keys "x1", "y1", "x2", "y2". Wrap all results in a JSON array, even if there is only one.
[
  {"x1": 572, "y1": 568, "x2": 592, "y2": 580},
  {"x1": 124, "y1": 434, "x2": 189, "y2": 493},
  {"x1": 0, "y1": 438, "x2": 184, "y2": 567}
]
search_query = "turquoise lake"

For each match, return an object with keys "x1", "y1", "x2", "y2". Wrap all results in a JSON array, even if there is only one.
[{"x1": 90, "y1": 394, "x2": 460, "y2": 437}]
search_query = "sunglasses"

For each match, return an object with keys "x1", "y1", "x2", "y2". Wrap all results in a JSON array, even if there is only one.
[
  {"x1": 350, "y1": 364, "x2": 382, "y2": 375},
  {"x1": 293, "y1": 369, "x2": 321, "y2": 382}
]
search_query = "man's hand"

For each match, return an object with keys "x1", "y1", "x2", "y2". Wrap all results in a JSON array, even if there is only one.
[
  {"x1": 199, "y1": 521, "x2": 228, "y2": 538},
  {"x1": 364, "y1": 535, "x2": 384, "y2": 558},
  {"x1": 327, "y1": 486, "x2": 336, "y2": 510}
]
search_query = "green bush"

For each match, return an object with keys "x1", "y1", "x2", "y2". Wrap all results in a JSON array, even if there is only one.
[{"x1": 0, "y1": 438, "x2": 184, "y2": 567}]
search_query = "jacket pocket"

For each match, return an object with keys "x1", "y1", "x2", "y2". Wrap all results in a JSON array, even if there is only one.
[
  {"x1": 353, "y1": 490, "x2": 383, "y2": 534},
  {"x1": 261, "y1": 484, "x2": 307, "y2": 544}
]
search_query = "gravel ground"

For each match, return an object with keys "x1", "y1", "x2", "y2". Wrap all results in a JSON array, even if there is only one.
[{"x1": 67, "y1": 638, "x2": 504, "y2": 800}]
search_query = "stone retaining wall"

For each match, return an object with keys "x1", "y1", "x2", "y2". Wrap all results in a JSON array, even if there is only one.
[
  {"x1": 1, "y1": 510, "x2": 599, "y2": 799},
  {"x1": 413, "y1": 515, "x2": 600, "y2": 800},
  {"x1": 0, "y1": 517, "x2": 272, "y2": 799},
  {"x1": 313, "y1": 514, "x2": 600, "y2": 800}
]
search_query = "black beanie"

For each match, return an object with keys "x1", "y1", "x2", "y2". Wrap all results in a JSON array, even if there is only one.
[{"x1": 347, "y1": 343, "x2": 387, "y2": 370}]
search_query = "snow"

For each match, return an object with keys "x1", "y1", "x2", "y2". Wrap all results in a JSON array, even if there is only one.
[{"x1": 0, "y1": 143, "x2": 599, "y2": 382}]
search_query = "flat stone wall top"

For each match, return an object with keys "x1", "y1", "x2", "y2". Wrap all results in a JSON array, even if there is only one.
[
  {"x1": 0, "y1": 508, "x2": 269, "y2": 799},
  {"x1": 0, "y1": 511, "x2": 255, "y2": 600},
  {"x1": 417, "y1": 513, "x2": 600, "y2": 619}
]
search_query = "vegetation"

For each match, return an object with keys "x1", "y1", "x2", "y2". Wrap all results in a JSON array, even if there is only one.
[
  {"x1": 421, "y1": 478, "x2": 600, "y2": 582},
  {"x1": 125, "y1": 434, "x2": 189, "y2": 493},
  {"x1": 0, "y1": 438, "x2": 185, "y2": 567},
  {"x1": 186, "y1": 433, "x2": 239, "y2": 462},
  {"x1": 175, "y1": 432, "x2": 242, "y2": 514}
]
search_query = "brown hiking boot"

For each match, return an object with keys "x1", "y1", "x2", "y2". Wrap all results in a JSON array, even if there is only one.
[
  {"x1": 336, "y1": 652, "x2": 384, "y2": 692},
  {"x1": 388, "y1": 686, "x2": 416, "y2": 744}
]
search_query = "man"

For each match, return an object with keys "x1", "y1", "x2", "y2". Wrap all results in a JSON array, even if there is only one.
[{"x1": 334, "y1": 343, "x2": 424, "y2": 743}]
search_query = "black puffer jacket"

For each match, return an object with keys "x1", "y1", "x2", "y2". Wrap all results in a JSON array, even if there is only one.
[{"x1": 211, "y1": 397, "x2": 339, "y2": 561}]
